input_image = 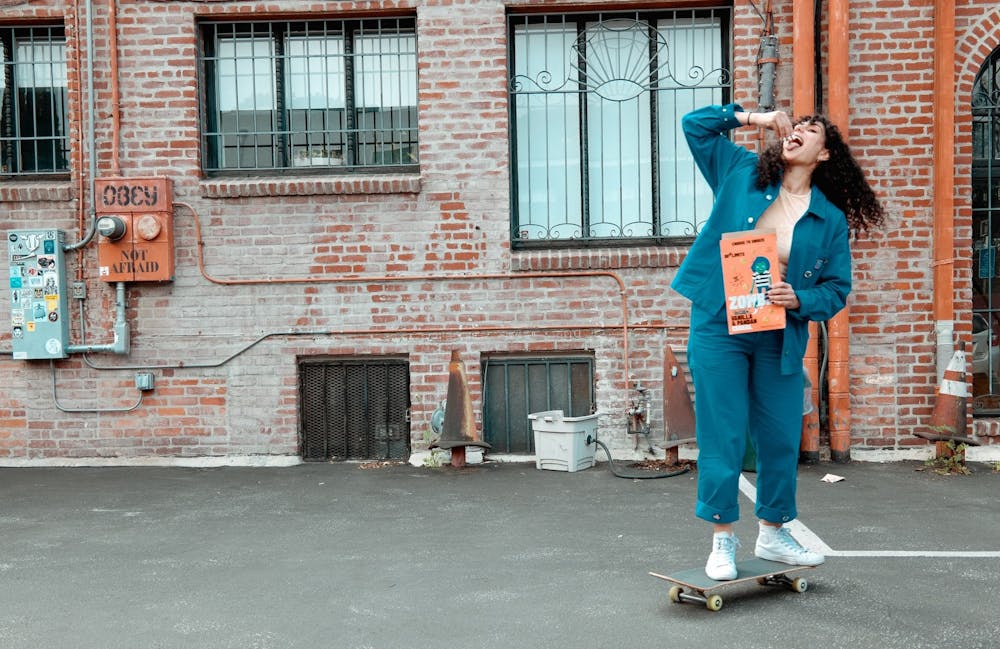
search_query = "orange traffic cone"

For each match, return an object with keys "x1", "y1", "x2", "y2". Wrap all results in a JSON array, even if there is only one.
[
  {"x1": 915, "y1": 342, "x2": 979, "y2": 448},
  {"x1": 429, "y1": 350, "x2": 491, "y2": 467},
  {"x1": 659, "y1": 345, "x2": 696, "y2": 465}
]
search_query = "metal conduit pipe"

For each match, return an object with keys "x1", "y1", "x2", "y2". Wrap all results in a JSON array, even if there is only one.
[
  {"x1": 70, "y1": 1, "x2": 88, "y2": 275},
  {"x1": 81, "y1": 325, "x2": 615, "y2": 371},
  {"x1": 174, "y1": 201, "x2": 635, "y2": 391},
  {"x1": 67, "y1": 281, "x2": 129, "y2": 355},
  {"x1": 65, "y1": 0, "x2": 99, "y2": 252},
  {"x1": 79, "y1": 321, "x2": 690, "y2": 373},
  {"x1": 107, "y1": 0, "x2": 121, "y2": 176},
  {"x1": 51, "y1": 358, "x2": 143, "y2": 413}
]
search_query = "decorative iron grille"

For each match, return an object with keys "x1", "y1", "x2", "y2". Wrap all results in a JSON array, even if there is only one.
[
  {"x1": 481, "y1": 355, "x2": 594, "y2": 453},
  {"x1": 299, "y1": 358, "x2": 410, "y2": 461},
  {"x1": 507, "y1": 9, "x2": 732, "y2": 247},
  {"x1": 972, "y1": 48, "x2": 1000, "y2": 414}
]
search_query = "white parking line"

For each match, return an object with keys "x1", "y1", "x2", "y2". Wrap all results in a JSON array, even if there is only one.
[
  {"x1": 737, "y1": 474, "x2": 1000, "y2": 558},
  {"x1": 825, "y1": 550, "x2": 1000, "y2": 557}
]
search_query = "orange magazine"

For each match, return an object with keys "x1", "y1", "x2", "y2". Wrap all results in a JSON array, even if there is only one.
[{"x1": 719, "y1": 230, "x2": 786, "y2": 334}]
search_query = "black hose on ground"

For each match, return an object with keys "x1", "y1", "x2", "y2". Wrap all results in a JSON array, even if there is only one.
[{"x1": 590, "y1": 437, "x2": 691, "y2": 479}]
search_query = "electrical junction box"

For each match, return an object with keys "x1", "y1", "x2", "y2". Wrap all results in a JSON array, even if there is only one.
[
  {"x1": 95, "y1": 177, "x2": 174, "y2": 282},
  {"x1": 7, "y1": 229, "x2": 71, "y2": 360}
]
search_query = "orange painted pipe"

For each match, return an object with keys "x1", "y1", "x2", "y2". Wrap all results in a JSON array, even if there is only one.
[
  {"x1": 800, "y1": 322, "x2": 820, "y2": 463},
  {"x1": 932, "y1": 0, "x2": 955, "y2": 323},
  {"x1": 932, "y1": 0, "x2": 957, "y2": 457},
  {"x1": 792, "y1": 0, "x2": 818, "y2": 459},
  {"x1": 175, "y1": 201, "x2": 634, "y2": 391},
  {"x1": 827, "y1": 0, "x2": 852, "y2": 463},
  {"x1": 791, "y1": 0, "x2": 815, "y2": 115},
  {"x1": 827, "y1": 310, "x2": 852, "y2": 461}
]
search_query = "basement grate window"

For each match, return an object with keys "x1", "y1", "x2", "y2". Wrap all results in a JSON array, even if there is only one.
[
  {"x1": 299, "y1": 357, "x2": 410, "y2": 461},
  {"x1": 481, "y1": 354, "x2": 595, "y2": 453}
]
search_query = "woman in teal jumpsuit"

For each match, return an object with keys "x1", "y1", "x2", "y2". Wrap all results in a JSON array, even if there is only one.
[{"x1": 671, "y1": 103, "x2": 884, "y2": 580}]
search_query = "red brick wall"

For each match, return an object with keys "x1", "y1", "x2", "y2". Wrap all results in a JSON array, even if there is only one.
[{"x1": 1, "y1": 0, "x2": 997, "y2": 460}]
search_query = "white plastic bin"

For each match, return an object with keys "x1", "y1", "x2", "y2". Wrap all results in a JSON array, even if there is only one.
[{"x1": 528, "y1": 410, "x2": 599, "y2": 472}]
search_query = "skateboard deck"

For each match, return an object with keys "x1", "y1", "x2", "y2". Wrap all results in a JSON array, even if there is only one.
[{"x1": 650, "y1": 558, "x2": 814, "y2": 611}]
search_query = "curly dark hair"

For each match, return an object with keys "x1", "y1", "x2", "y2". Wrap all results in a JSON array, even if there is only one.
[{"x1": 756, "y1": 115, "x2": 885, "y2": 236}]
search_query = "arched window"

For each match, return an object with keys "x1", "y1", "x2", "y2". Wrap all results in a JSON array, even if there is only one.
[{"x1": 971, "y1": 47, "x2": 1000, "y2": 412}]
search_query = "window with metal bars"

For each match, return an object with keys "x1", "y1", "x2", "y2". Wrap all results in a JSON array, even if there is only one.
[
  {"x1": 0, "y1": 25, "x2": 69, "y2": 177},
  {"x1": 481, "y1": 355, "x2": 595, "y2": 454},
  {"x1": 200, "y1": 18, "x2": 418, "y2": 175},
  {"x1": 972, "y1": 47, "x2": 1000, "y2": 414},
  {"x1": 507, "y1": 9, "x2": 732, "y2": 247}
]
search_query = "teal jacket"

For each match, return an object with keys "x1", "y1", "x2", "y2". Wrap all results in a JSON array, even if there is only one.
[{"x1": 670, "y1": 103, "x2": 852, "y2": 375}]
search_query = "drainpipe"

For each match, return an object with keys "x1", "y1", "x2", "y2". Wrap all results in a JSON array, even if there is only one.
[
  {"x1": 932, "y1": 0, "x2": 956, "y2": 376},
  {"x1": 793, "y1": 0, "x2": 822, "y2": 462},
  {"x1": 932, "y1": 0, "x2": 957, "y2": 455},
  {"x1": 792, "y1": 0, "x2": 814, "y2": 114},
  {"x1": 827, "y1": 0, "x2": 852, "y2": 463}
]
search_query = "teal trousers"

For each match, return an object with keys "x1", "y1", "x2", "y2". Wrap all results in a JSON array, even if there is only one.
[{"x1": 687, "y1": 305, "x2": 804, "y2": 525}]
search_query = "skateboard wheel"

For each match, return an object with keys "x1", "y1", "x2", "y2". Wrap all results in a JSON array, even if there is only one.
[
  {"x1": 791, "y1": 577, "x2": 808, "y2": 593},
  {"x1": 706, "y1": 594, "x2": 724, "y2": 611},
  {"x1": 668, "y1": 586, "x2": 682, "y2": 603},
  {"x1": 756, "y1": 577, "x2": 768, "y2": 586}
]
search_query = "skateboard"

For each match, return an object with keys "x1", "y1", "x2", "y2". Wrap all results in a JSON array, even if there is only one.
[{"x1": 649, "y1": 558, "x2": 814, "y2": 611}]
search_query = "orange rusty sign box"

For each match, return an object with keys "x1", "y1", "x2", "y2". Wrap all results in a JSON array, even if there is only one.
[{"x1": 95, "y1": 177, "x2": 175, "y2": 283}]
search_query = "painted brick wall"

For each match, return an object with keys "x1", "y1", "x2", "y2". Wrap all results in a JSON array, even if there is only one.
[{"x1": 0, "y1": 0, "x2": 997, "y2": 461}]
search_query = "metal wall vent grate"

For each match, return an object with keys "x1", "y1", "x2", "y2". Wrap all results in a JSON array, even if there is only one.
[
  {"x1": 481, "y1": 355, "x2": 595, "y2": 453},
  {"x1": 299, "y1": 358, "x2": 410, "y2": 461}
]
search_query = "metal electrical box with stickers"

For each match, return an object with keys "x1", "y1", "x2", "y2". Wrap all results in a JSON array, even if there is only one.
[
  {"x1": 95, "y1": 177, "x2": 174, "y2": 282},
  {"x1": 7, "y1": 229, "x2": 71, "y2": 360}
]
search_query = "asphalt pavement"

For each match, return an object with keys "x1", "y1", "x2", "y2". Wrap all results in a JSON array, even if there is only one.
[{"x1": 1, "y1": 458, "x2": 998, "y2": 649}]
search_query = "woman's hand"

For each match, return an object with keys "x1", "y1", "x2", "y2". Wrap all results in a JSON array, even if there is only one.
[
  {"x1": 748, "y1": 110, "x2": 793, "y2": 139},
  {"x1": 767, "y1": 281, "x2": 800, "y2": 310}
]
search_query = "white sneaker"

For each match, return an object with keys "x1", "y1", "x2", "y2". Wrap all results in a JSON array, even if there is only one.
[
  {"x1": 705, "y1": 532, "x2": 740, "y2": 581},
  {"x1": 755, "y1": 523, "x2": 825, "y2": 566}
]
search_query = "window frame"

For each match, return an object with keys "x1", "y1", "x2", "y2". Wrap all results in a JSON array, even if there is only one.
[
  {"x1": 198, "y1": 17, "x2": 419, "y2": 177},
  {"x1": 481, "y1": 354, "x2": 595, "y2": 454},
  {"x1": 506, "y1": 8, "x2": 733, "y2": 249},
  {"x1": 0, "y1": 23, "x2": 70, "y2": 179},
  {"x1": 971, "y1": 46, "x2": 1000, "y2": 415}
]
